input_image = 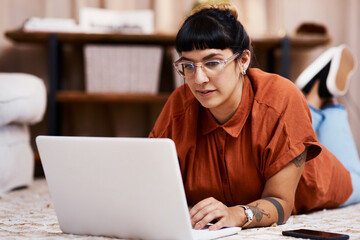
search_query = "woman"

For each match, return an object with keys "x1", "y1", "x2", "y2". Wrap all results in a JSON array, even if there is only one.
[{"x1": 149, "y1": 3, "x2": 360, "y2": 230}]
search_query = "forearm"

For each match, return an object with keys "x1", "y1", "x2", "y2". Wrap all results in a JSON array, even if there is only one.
[
  {"x1": 239, "y1": 197, "x2": 291, "y2": 228},
  {"x1": 238, "y1": 148, "x2": 308, "y2": 228},
  {"x1": 190, "y1": 149, "x2": 307, "y2": 230}
]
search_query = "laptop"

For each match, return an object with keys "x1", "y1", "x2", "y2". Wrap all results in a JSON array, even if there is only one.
[{"x1": 36, "y1": 136, "x2": 241, "y2": 240}]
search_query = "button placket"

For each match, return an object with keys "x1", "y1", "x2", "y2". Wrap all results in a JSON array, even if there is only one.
[{"x1": 218, "y1": 128, "x2": 226, "y2": 158}]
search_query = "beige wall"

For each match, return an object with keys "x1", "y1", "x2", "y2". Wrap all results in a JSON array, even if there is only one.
[{"x1": 1, "y1": 0, "x2": 359, "y2": 152}]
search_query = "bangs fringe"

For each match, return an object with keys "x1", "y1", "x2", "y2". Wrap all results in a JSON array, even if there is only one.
[{"x1": 176, "y1": 16, "x2": 231, "y2": 52}]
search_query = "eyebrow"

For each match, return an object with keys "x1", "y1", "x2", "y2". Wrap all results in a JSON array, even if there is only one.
[{"x1": 177, "y1": 53, "x2": 223, "y2": 62}]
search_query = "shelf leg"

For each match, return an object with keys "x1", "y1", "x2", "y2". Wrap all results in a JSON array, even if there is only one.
[
  {"x1": 281, "y1": 37, "x2": 290, "y2": 79},
  {"x1": 48, "y1": 34, "x2": 61, "y2": 135}
]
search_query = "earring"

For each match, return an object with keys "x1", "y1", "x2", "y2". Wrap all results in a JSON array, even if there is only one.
[
  {"x1": 239, "y1": 63, "x2": 247, "y2": 75},
  {"x1": 241, "y1": 66, "x2": 247, "y2": 75}
]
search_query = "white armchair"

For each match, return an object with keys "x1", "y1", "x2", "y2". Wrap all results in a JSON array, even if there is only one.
[{"x1": 0, "y1": 73, "x2": 46, "y2": 194}]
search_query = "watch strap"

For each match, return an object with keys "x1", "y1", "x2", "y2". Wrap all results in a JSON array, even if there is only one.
[{"x1": 238, "y1": 205, "x2": 254, "y2": 228}]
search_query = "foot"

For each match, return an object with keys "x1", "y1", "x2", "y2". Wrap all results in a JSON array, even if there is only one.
[
  {"x1": 296, "y1": 44, "x2": 357, "y2": 97},
  {"x1": 326, "y1": 44, "x2": 357, "y2": 96},
  {"x1": 295, "y1": 46, "x2": 337, "y2": 93}
]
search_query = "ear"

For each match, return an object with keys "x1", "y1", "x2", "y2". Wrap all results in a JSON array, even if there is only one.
[{"x1": 240, "y1": 50, "x2": 251, "y2": 71}]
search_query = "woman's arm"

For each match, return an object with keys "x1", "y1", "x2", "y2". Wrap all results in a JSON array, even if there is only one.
[{"x1": 189, "y1": 148, "x2": 307, "y2": 230}]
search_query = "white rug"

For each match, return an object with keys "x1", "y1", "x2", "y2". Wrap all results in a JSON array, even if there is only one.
[{"x1": 1, "y1": 179, "x2": 359, "y2": 239}]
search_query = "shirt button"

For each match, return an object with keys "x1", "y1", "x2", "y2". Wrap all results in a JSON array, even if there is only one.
[{"x1": 219, "y1": 148, "x2": 224, "y2": 155}]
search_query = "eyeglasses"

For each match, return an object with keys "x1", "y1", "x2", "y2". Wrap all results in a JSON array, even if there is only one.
[{"x1": 173, "y1": 52, "x2": 240, "y2": 78}]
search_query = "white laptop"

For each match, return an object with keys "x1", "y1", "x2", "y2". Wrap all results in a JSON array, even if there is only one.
[{"x1": 36, "y1": 136, "x2": 241, "y2": 240}]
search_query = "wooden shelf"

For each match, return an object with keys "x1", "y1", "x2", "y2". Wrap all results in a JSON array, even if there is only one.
[
  {"x1": 252, "y1": 34, "x2": 331, "y2": 49},
  {"x1": 288, "y1": 35, "x2": 331, "y2": 48},
  {"x1": 5, "y1": 29, "x2": 176, "y2": 45},
  {"x1": 5, "y1": 29, "x2": 330, "y2": 49},
  {"x1": 56, "y1": 91, "x2": 170, "y2": 103}
]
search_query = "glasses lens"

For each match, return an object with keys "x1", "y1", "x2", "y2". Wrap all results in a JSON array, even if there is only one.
[
  {"x1": 203, "y1": 60, "x2": 223, "y2": 77},
  {"x1": 175, "y1": 62, "x2": 195, "y2": 78}
]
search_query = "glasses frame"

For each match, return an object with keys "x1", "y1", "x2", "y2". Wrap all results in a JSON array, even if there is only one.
[{"x1": 173, "y1": 52, "x2": 240, "y2": 79}]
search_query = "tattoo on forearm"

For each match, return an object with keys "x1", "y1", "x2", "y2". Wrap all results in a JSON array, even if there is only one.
[
  {"x1": 263, "y1": 197, "x2": 284, "y2": 225},
  {"x1": 291, "y1": 148, "x2": 308, "y2": 168},
  {"x1": 249, "y1": 203, "x2": 270, "y2": 222}
]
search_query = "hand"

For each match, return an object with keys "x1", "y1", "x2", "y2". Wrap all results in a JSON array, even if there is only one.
[{"x1": 189, "y1": 197, "x2": 245, "y2": 231}]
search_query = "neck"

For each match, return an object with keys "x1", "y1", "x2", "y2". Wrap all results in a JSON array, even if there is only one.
[{"x1": 210, "y1": 76, "x2": 244, "y2": 125}]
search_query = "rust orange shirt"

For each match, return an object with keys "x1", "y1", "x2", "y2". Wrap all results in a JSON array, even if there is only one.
[{"x1": 149, "y1": 68, "x2": 352, "y2": 214}]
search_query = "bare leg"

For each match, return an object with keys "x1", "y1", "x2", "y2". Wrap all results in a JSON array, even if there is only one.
[
  {"x1": 305, "y1": 81, "x2": 322, "y2": 109},
  {"x1": 305, "y1": 80, "x2": 336, "y2": 110},
  {"x1": 305, "y1": 80, "x2": 333, "y2": 132}
]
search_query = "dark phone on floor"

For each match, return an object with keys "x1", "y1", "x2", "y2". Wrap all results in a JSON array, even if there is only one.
[{"x1": 282, "y1": 229, "x2": 349, "y2": 240}]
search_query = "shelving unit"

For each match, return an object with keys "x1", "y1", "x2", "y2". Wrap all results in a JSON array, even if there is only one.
[
  {"x1": 6, "y1": 29, "x2": 177, "y2": 136},
  {"x1": 56, "y1": 91, "x2": 170, "y2": 103},
  {"x1": 5, "y1": 29, "x2": 330, "y2": 137}
]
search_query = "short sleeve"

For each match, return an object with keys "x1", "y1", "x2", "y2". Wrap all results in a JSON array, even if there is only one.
[{"x1": 255, "y1": 80, "x2": 322, "y2": 180}]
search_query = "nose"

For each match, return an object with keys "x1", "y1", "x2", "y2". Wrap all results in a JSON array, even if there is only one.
[{"x1": 193, "y1": 65, "x2": 209, "y2": 85}]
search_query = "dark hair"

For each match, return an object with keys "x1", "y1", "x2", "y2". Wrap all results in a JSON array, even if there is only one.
[{"x1": 175, "y1": 7, "x2": 252, "y2": 58}]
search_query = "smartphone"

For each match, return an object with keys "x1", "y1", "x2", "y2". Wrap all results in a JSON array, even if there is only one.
[{"x1": 282, "y1": 229, "x2": 349, "y2": 240}]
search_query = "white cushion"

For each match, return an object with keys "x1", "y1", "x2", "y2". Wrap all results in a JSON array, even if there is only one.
[
  {"x1": 0, "y1": 124, "x2": 34, "y2": 194},
  {"x1": 0, "y1": 73, "x2": 46, "y2": 126}
]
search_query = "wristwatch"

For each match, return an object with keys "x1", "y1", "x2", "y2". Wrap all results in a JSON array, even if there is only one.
[{"x1": 238, "y1": 205, "x2": 254, "y2": 228}]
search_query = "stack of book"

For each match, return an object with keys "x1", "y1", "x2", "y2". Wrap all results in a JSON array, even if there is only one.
[{"x1": 84, "y1": 44, "x2": 163, "y2": 93}]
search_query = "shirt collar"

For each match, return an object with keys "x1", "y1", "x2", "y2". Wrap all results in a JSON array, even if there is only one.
[{"x1": 201, "y1": 75, "x2": 254, "y2": 137}]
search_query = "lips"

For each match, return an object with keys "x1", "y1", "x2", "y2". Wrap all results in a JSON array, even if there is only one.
[{"x1": 197, "y1": 89, "x2": 215, "y2": 96}]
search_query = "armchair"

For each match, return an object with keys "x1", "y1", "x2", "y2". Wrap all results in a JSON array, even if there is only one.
[{"x1": 0, "y1": 73, "x2": 46, "y2": 193}]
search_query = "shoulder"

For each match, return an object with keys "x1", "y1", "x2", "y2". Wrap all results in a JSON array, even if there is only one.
[
  {"x1": 247, "y1": 68, "x2": 308, "y2": 115},
  {"x1": 166, "y1": 84, "x2": 197, "y2": 113},
  {"x1": 149, "y1": 84, "x2": 199, "y2": 138}
]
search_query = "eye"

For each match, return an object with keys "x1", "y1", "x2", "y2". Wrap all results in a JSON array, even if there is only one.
[
  {"x1": 204, "y1": 60, "x2": 221, "y2": 68},
  {"x1": 183, "y1": 63, "x2": 195, "y2": 70}
]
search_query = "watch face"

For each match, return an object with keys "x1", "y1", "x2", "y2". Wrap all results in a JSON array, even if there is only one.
[
  {"x1": 249, "y1": 209, "x2": 254, "y2": 218},
  {"x1": 240, "y1": 206, "x2": 253, "y2": 228},
  {"x1": 246, "y1": 208, "x2": 254, "y2": 220}
]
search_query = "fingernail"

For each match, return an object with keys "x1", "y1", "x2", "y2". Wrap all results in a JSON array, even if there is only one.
[{"x1": 195, "y1": 223, "x2": 201, "y2": 230}]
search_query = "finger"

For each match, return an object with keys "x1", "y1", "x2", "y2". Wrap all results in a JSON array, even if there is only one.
[
  {"x1": 192, "y1": 205, "x2": 218, "y2": 228},
  {"x1": 194, "y1": 209, "x2": 224, "y2": 230},
  {"x1": 190, "y1": 197, "x2": 216, "y2": 217},
  {"x1": 209, "y1": 217, "x2": 227, "y2": 231},
  {"x1": 191, "y1": 201, "x2": 221, "y2": 227}
]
